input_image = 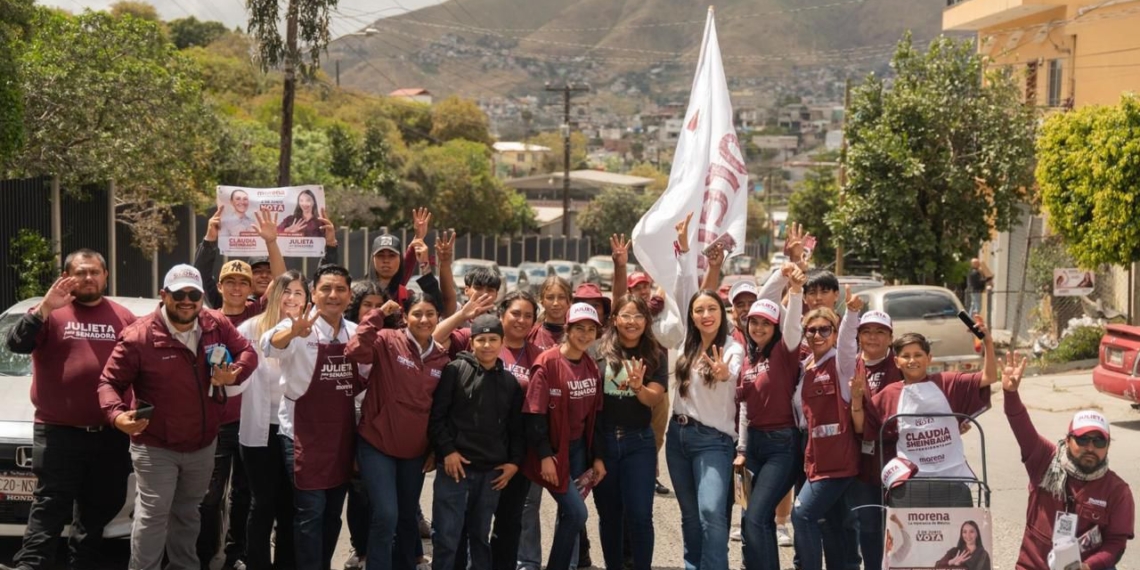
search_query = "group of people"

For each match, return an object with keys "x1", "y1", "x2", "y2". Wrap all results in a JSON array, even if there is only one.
[{"x1": 1, "y1": 207, "x2": 1133, "y2": 570}]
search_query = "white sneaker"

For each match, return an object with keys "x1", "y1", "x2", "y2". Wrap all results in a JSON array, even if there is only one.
[
  {"x1": 730, "y1": 527, "x2": 743, "y2": 542},
  {"x1": 776, "y1": 524, "x2": 793, "y2": 547}
]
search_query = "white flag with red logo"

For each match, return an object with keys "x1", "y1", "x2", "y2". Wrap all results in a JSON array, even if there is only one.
[{"x1": 631, "y1": 7, "x2": 749, "y2": 346}]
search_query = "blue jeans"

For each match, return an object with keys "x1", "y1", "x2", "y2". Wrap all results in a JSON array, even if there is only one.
[
  {"x1": 851, "y1": 479, "x2": 883, "y2": 570},
  {"x1": 280, "y1": 436, "x2": 347, "y2": 570},
  {"x1": 969, "y1": 292, "x2": 982, "y2": 316},
  {"x1": 742, "y1": 428, "x2": 800, "y2": 570},
  {"x1": 593, "y1": 427, "x2": 656, "y2": 570},
  {"x1": 793, "y1": 477, "x2": 855, "y2": 570},
  {"x1": 665, "y1": 418, "x2": 734, "y2": 570},
  {"x1": 546, "y1": 438, "x2": 589, "y2": 570},
  {"x1": 431, "y1": 468, "x2": 500, "y2": 570},
  {"x1": 516, "y1": 484, "x2": 544, "y2": 570},
  {"x1": 357, "y1": 438, "x2": 426, "y2": 570}
]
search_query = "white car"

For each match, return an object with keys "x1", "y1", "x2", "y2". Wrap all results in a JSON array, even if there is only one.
[{"x1": 0, "y1": 295, "x2": 158, "y2": 537}]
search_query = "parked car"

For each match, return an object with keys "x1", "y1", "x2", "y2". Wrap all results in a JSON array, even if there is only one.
[
  {"x1": 0, "y1": 296, "x2": 158, "y2": 537},
  {"x1": 1092, "y1": 324, "x2": 1140, "y2": 405},
  {"x1": 545, "y1": 260, "x2": 587, "y2": 289},
  {"x1": 584, "y1": 266, "x2": 603, "y2": 288},
  {"x1": 837, "y1": 276, "x2": 885, "y2": 314},
  {"x1": 586, "y1": 256, "x2": 615, "y2": 289},
  {"x1": 502, "y1": 266, "x2": 531, "y2": 295},
  {"x1": 854, "y1": 286, "x2": 982, "y2": 374},
  {"x1": 770, "y1": 253, "x2": 789, "y2": 267},
  {"x1": 451, "y1": 258, "x2": 508, "y2": 302}
]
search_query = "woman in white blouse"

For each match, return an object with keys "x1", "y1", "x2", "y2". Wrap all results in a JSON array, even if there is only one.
[{"x1": 664, "y1": 213, "x2": 743, "y2": 570}]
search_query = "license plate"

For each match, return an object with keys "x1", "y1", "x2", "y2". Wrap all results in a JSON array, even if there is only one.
[
  {"x1": 1107, "y1": 347, "x2": 1124, "y2": 367},
  {"x1": 0, "y1": 472, "x2": 36, "y2": 501}
]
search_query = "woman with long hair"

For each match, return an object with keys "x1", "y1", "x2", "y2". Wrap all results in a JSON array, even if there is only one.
[
  {"x1": 791, "y1": 301, "x2": 861, "y2": 570},
  {"x1": 665, "y1": 213, "x2": 743, "y2": 570},
  {"x1": 528, "y1": 275, "x2": 573, "y2": 350},
  {"x1": 277, "y1": 189, "x2": 324, "y2": 237},
  {"x1": 230, "y1": 270, "x2": 308, "y2": 570},
  {"x1": 935, "y1": 520, "x2": 991, "y2": 570},
  {"x1": 592, "y1": 294, "x2": 667, "y2": 570},
  {"x1": 736, "y1": 264, "x2": 806, "y2": 570}
]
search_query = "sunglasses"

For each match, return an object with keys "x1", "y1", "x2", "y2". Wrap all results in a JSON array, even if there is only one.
[
  {"x1": 166, "y1": 289, "x2": 204, "y2": 303},
  {"x1": 804, "y1": 326, "x2": 834, "y2": 338},
  {"x1": 1069, "y1": 434, "x2": 1108, "y2": 449}
]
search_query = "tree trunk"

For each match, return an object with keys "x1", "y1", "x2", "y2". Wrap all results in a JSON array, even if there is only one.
[{"x1": 277, "y1": 1, "x2": 298, "y2": 187}]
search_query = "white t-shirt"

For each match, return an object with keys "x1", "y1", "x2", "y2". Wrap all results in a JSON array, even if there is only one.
[
  {"x1": 671, "y1": 338, "x2": 744, "y2": 438},
  {"x1": 228, "y1": 319, "x2": 284, "y2": 447}
]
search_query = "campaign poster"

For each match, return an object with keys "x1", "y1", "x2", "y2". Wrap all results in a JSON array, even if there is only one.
[
  {"x1": 1053, "y1": 269, "x2": 1095, "y2": 297},
  {"x1": 216, "y1": 185, "x2": 326, "y2": 258},
  {"x1": 884, "y1": 507, "x2": 994, "y2": 570}
]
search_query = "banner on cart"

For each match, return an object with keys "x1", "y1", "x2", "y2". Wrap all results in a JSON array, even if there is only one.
[
  {"x1": 884, "y1": 507, "x2": 993, "y2": 570},
  {"x1": 216, "y1": 185, "x2": 326, "y2": 257}
]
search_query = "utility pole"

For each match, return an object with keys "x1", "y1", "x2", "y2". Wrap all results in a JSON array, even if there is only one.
[
  {"x1": 834, "y1": 77, "x2": 852, "y2": 276},
  {"x1": 546, "y1": 83, "x2": 589, "y2": 236}
]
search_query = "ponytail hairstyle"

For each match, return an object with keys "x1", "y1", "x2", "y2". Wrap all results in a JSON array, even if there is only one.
[
  {"x1": 255, "y1": 270, "x2": 308, "y2": 341},
  {"x1": 674, "y1": 289, "x2": 730, "y2": 398}
]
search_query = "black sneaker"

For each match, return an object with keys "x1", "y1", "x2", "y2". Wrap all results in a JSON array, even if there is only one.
[
  {"x1": 655, "y1": 478, "x2": 670, "y2": 495},
  {"x1": 343, "y1": 550, "x2": 364, "y2": 570}
]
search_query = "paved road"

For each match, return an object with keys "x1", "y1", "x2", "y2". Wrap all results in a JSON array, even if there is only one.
[{"x1": 3, "y1": 368, "x2": 1136, "y2": 569}]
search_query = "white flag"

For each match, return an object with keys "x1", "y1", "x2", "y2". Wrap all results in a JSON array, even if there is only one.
[{"x1": 631, "y1": 7, "x2": 749, "y2": 346}]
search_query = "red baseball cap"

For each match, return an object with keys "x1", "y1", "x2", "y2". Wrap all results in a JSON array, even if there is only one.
[
  {"x1": 1069, "y1": 410, "x2": 1110, "y2": 441},
  {"x1": 627, "y1": 272, "x2": 652, "y2": 289},
  {"x1": 881, "y1": 457, "x2": 919, "y2": 489}
]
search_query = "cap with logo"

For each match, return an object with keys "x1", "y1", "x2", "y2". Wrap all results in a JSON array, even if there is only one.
[
  {"x1": 1069, "y1": 410, "x2": 1110, "y2": 441},
  {"x1": 371, "y1": 234, "x2": 402, "y2": 256},
  {"x1": 881, "y1": 457, "x2": 919, "y2": 489},
  {"x1": 219, "y1": 260, "x2": 254, "y2": 285},
  {"x1": 627, "y1": 272, "x2": 652, "y2": 289},
  {"x1": 567, "y1": 302, "x2": 602, "y2": 326},
  {"x1": 572, "y1": 283, "x2": 612, "y2": 316},
  {"x1": 747, "y1": 299, "x2": 781, "y2": 324},
  {"x1": 859, "y1": 310, "x2": 893, "y2": 331},
  {"x1": 164, "y1": 264, "x2": 204, "y2": 293},
  {"x1": 729, "y1": 280, "x2": 759, "y2": 303},
  {"x1": 471, "y1": 314, "x2": 504, "y2": 338}
]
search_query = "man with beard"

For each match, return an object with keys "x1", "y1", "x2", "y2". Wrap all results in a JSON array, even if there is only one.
[
  {"x1": 1, "y1": 250, "x2": 136, "y2": 570},
  {"x1": 98, "y1": 265, "x2": 257, "y2": 570},
  {"x1": 1001, "y1": 351, "x2": 1134, "y2": 570}
]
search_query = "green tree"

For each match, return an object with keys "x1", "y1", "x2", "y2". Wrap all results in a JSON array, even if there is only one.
[
  {"x1": 402, "y1": 140, "x2": 518, "y2": 235},
  {"x1": 0, "y1": 0, "x2": 34, "y2": 162},
  {"x1": 210, "y1": 115, "x2": 278, "y2": 187},
  {"x1": 6, "y1": 8, "x2": 214, "y2": 254},
  {"x1": 247, "y1": 0, "x2": 337, "y2": 185},
  {"x1": 9, "y1": 228, "x2": 57, "y2": 300},
  {"x1": 527, "y1": 131, "x2": 587, "y2": 173},
  {"x1": 1037, "y1": 94, "x2": 1140, "y2": 268},
  {"x1": 787, "y1": 168, "x2": 838, "y2": 265},
  {"x1": 833, "y1": 34, "x2": 1036, "y2": 284},
  {"x1": 109, "y1": 0, "x2": 159, "y2": 21},
  {"x1": 168, "y1": 16, "x2": 227, "y2": 49},
  {"x1": 627, "y1": 162, "x2": 668, "y2": 194},
  {"x1": 381, "y1": 98, "x2": 433, "y2": 146},
  {"x1": 746, "y1": 197, "x2": 769, "y2": 252},
  {"x1": 326, "y1": 123, "x2": 359, "y2": 181},
  {"x1": 577, "y1": 186, "x2": 654, "y2": 250},
  {"x1": 430, "y1": 95, "x2": 493, "y2": 145}
]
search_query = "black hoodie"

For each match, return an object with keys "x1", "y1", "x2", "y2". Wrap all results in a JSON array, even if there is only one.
[{"x1": 429, "y1": 351, "x2": 525, "y2": 471}]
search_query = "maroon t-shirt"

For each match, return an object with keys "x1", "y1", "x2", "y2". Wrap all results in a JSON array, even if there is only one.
[
  {"x1": 527, "y1": 322, "x2": 563, "y2": 351},
  {"x1": 30, "y1": 300, "x2": 136, "y2": 426},
  {"x1": 501, "y1": 344, "x2": 536, "y2": 390},
  {"x1": 739, "y1": 342, "x2": 800, "y2": 431},
  {"x1": 1005, "y1": 391, "x2": 1134, "y2": 570},
  {"x1": 523, "y1": 350, "x2": 600, "y2": 441},
  {"x1": 856, "y1": 354, "x2": 903, "y2": 483},
  {"x1": 863, "y1": 372, "x2": 992, "y2": 463}
]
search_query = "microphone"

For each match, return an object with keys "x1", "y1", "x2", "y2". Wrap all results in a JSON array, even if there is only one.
[{"x1": 958, "y1": 311, "x2": 985, "y2": 340}]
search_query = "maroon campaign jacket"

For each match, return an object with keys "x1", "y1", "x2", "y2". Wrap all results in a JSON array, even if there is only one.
[
  {"x1": 347, "y1": 310, "x2": 449, "y2": 459},
  {"x1": 856, "y1": 354, "x2": 902, "y2": 484},
  {"x1": 98, "y1": 306, "x2": 256, "y2": 452},
  {"x1": 1005, "y1": 391, "x2": 1134, "y2": 570},
  {"x1": 801, "y1": 352, "x2": 859, "y2": 481},
  {"x1": 522, "y1": 347, "x2": 602, "y2": 494},
  {"x1": 739, "y1": 340, "x2": 801, "y2": 432}
]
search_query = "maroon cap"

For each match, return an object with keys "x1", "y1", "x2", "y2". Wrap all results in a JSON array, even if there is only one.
[
  {"x1": 627, "y1": 272, "x2": 652, "y2": 289},
  {"x1": 573, "y1": 283, "x2": 612, "y2": 316}
]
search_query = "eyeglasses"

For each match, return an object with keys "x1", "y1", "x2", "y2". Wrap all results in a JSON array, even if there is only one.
[
  {"x1": 804, "y1": 326, "x2": 834, "y2": 338},
  {"x1": 1069, "y1": 434, "x2": 1108, "y2": 449},
  {"x1": 617, "y1": 313, "x2": 646, "y2": 323},
  {"x1": 166, "y1": 289, "x2": 203, "y2": 303}
]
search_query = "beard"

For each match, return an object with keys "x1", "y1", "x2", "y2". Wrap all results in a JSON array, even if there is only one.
[
  {"x1": 1067, "y1": 449, "x2": 1106, "y2": 474},
  {"x1": 74, "y1": 290, "x2": 103, "y2": 304},
  {"x1": 165, "y1": 305, "x2": 201, "y2": 325}
]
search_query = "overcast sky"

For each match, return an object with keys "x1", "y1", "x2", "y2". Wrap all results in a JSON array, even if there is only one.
[{"x1": 37, "y1": 0, "x2": 445, "y2": 38}]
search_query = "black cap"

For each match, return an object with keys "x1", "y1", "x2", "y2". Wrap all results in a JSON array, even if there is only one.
[
  {"x1": 371, "y1": 234, "x2": 401, "y2": 256},
  {"x1": 470, "y1": 314, "x2": 504, "y2": 338},
  {"x1": 247, "y1": 257, "x2": 270, "y2": 268}
]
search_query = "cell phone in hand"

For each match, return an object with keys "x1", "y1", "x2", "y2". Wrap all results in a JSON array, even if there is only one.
[
  {"x1": 802, "y1": 236, "x2": 817, "y2": 260},
  {"x1": 134, "y1": 399, "x2": 154, "y2": 421},
  {"x1": 957, "y1": 310, "x2": 986, "y2": 340}
]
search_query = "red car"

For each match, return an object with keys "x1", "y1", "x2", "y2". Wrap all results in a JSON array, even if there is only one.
[{"x1": 1092, "y1": 324, "x2": 1140, "y2": 405}]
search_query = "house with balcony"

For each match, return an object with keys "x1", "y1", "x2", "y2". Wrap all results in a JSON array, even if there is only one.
[{"x1": 493, "y1": 142, "x2": 551, "y2": 178}]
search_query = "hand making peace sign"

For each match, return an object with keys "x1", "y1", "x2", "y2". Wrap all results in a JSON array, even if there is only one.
[{"x1": 700, "y1": 345, "x2": 731, "y2": 382}]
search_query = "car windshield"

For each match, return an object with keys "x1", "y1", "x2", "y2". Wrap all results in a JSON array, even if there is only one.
[
  {"x1": 525, "y1": 268, "x2": 548, "y2": 279},
  {"x1": 883, "y1": 291, "x2": 959, "y2": 320},
  {"x1": 505, "y1": 272, "x2": 518, "y2": 284},
  {"x1": 452, "y1": 262, "x2": 487, "y2": 277},
  {"x1": 589, "y1": 259, "x2": 613, "y2": 270},
  {"x1": 0, "y1": 313, "x2": 32, "y2": 376},
  {"x1": 550, "y1": 264, "x2": 572, "y2": 275}
]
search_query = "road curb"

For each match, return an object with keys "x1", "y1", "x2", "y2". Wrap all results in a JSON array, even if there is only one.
[{"x1": 1026, "y1": 358, "x2": 1098, "y2": 377}]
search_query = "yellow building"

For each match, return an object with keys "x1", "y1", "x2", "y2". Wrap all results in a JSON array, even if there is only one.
[
  {"x1": 944, "y1": 0, "x2": 1140, "y2": 108},
  {"x1": 492, "y1": 142, "x2": 552, "y2": 178}
]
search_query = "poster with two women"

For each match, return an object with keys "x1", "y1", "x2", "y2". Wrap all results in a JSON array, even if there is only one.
[
  {"x1": 885, "y1": 507, "x2": 994, "y2": 570},
  {"x1": 215, "y1": 185, "x2": 326, "y2": 257}
]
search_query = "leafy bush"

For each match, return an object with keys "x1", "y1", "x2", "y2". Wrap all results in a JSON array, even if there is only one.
[
  {"x1": 1044, "y1": 325, "x2": 1104, "y2": 365},
  {"x1": 9, "y1": 229, "x2": 57, "y2": 300}
]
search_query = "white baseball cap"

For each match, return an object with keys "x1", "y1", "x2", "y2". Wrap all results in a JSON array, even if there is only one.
[
  {"x1": 729, "y1": 280, "x2": 759, "y2": 303},
  {"x1": 1069, "y1": 410, "x2": 1110, "y2": 441},
  {"x1": 567, "y1": 302, "x2": 602, "y2": 326},
  {"x1": 859, "y1": 310, "x2": 893, "y2": 331},
  {"x1": 746, "y1": 299, "x2": 781, "y2": 324},
  {"x1": 163, "y1": 264, "x2": 204, "y2": 292},
  {"x1": 881, "y1": 457, "x2": 918, "y2": 489}
]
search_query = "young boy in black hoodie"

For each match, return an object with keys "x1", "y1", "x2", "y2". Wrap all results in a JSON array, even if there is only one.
[{"x1": 428, "y1": 314, "x2": 526, "y2": 570}]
